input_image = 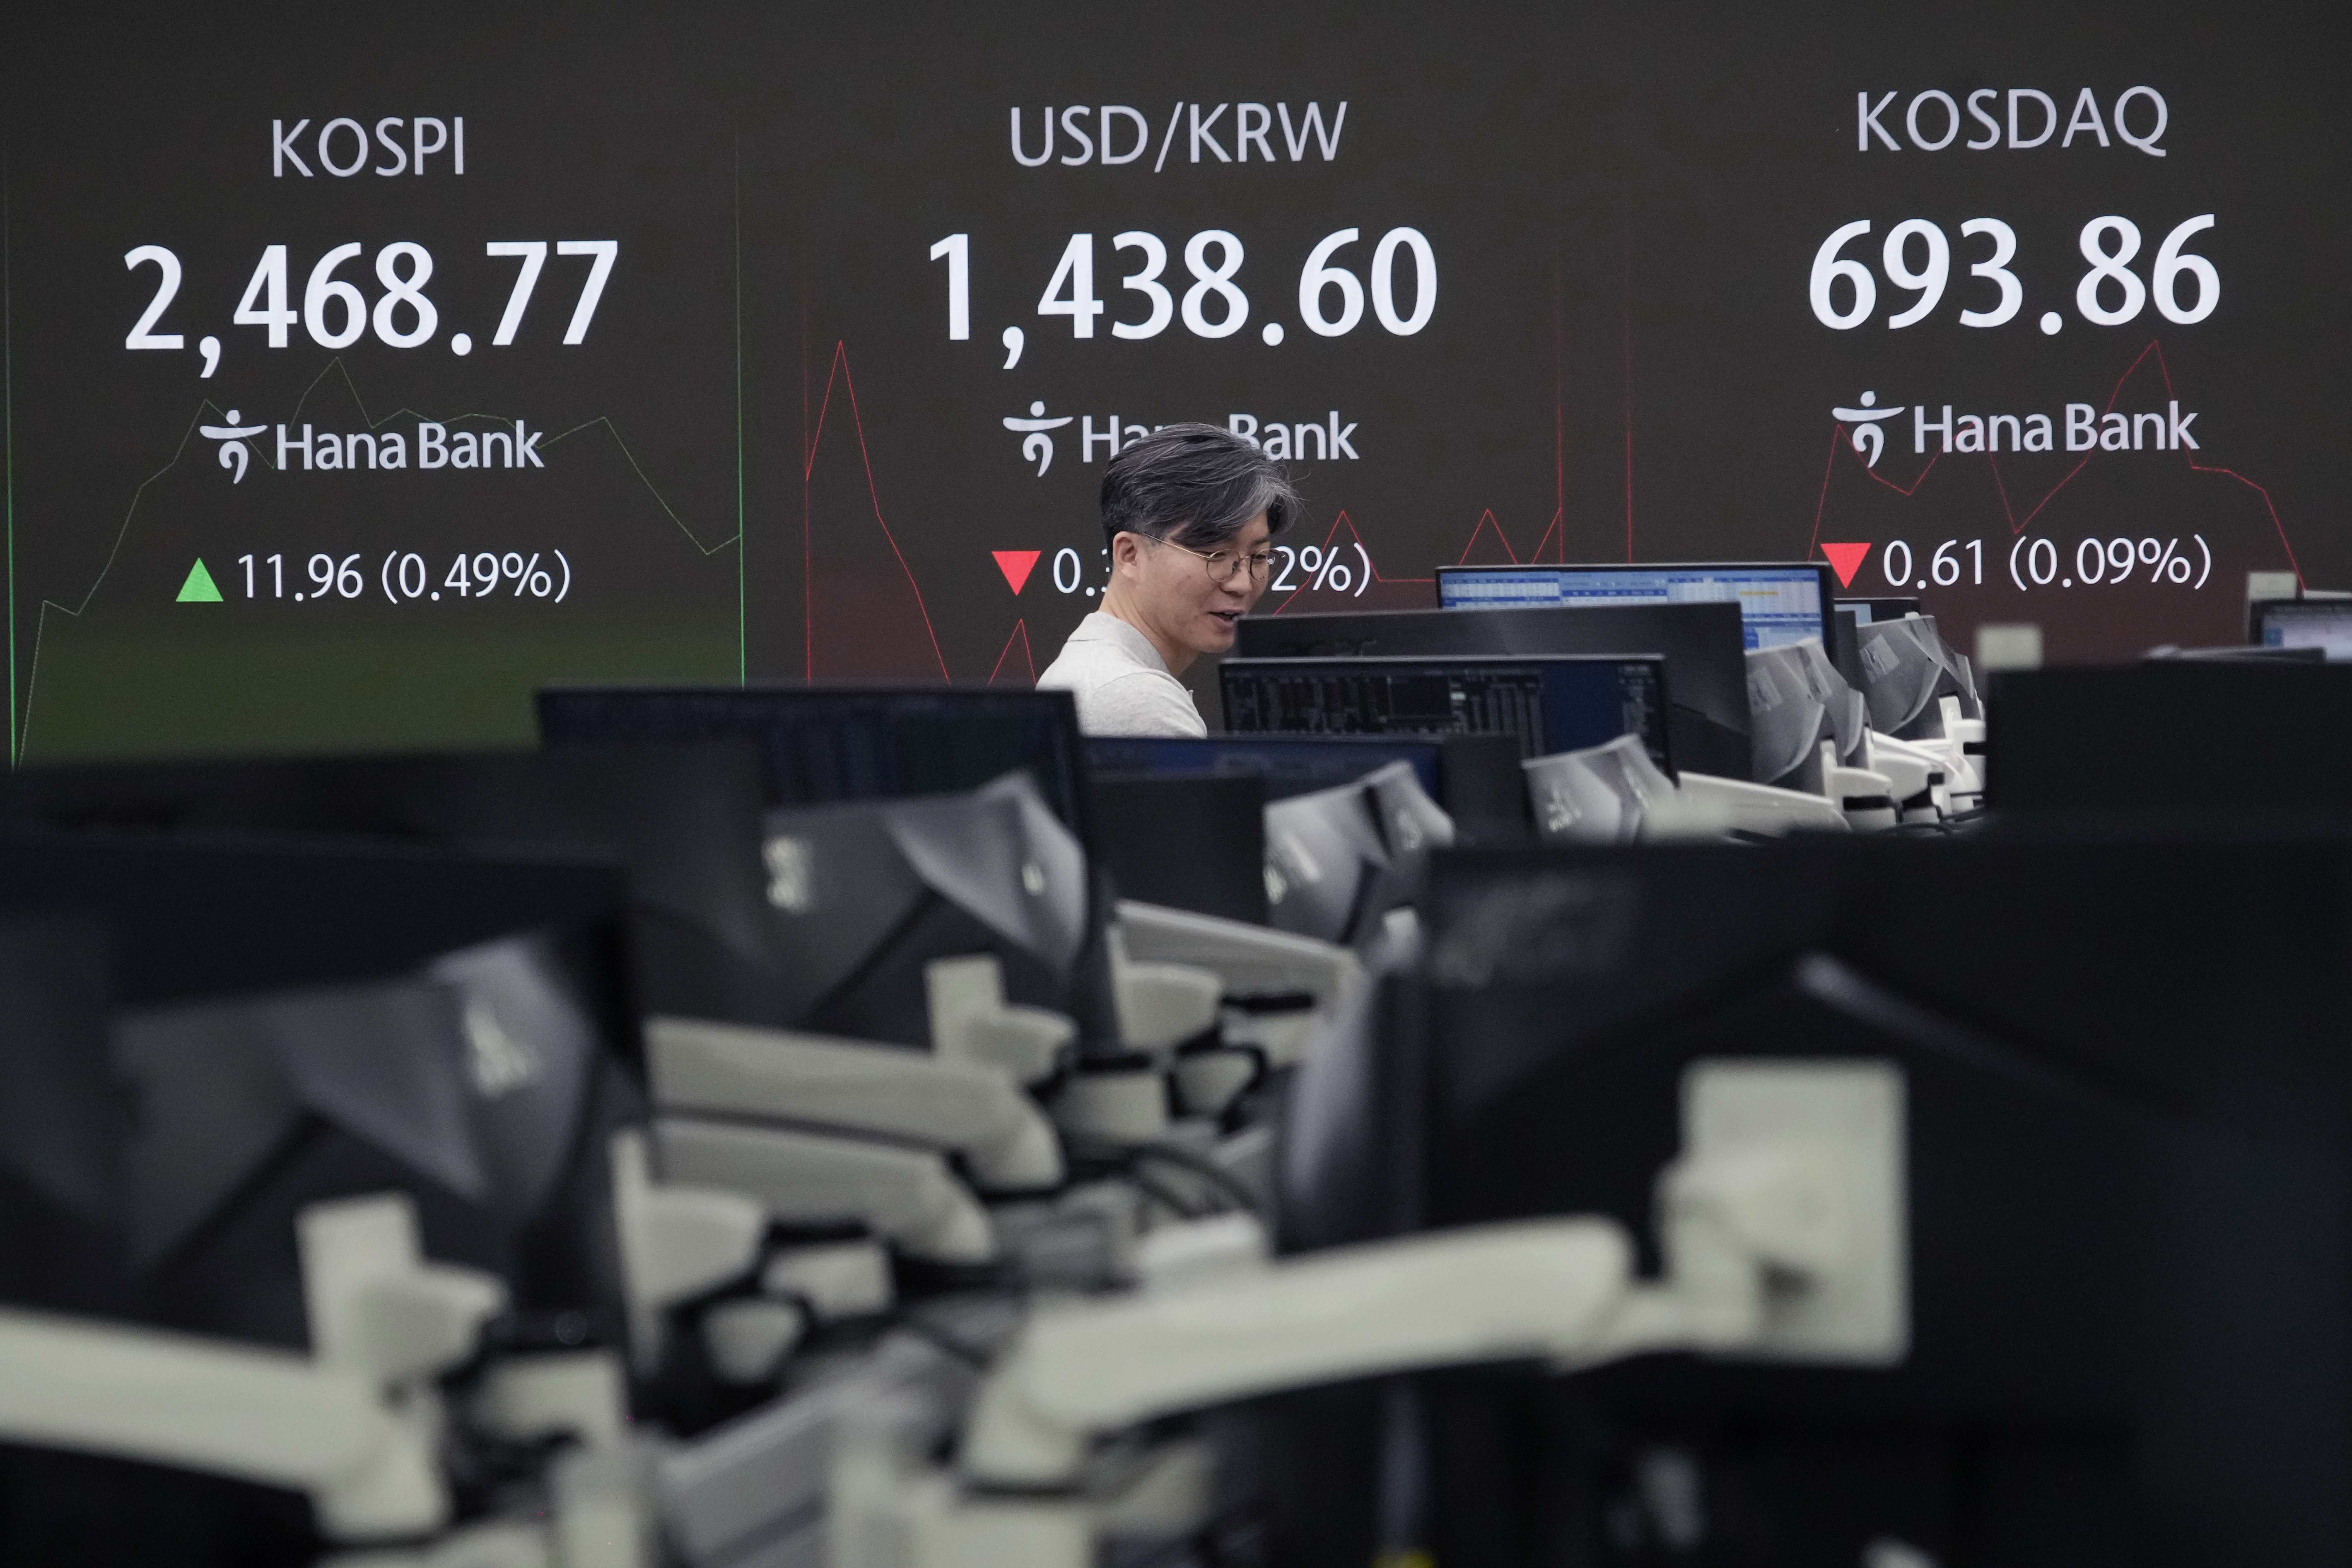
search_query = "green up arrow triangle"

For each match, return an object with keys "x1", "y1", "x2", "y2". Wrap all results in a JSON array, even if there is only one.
[{"x1": 176, "y1": 558, "x2": 224, "y2": 603}]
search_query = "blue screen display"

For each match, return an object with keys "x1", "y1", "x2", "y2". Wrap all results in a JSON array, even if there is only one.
[
  {"x1": 1439, "y1": 565, "x2": 1827, "y2": 651},
  {"x1": 2256, "y1": 602, "x2": 2352, "y2": 660}
]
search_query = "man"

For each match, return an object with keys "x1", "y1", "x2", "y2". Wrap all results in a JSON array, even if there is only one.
[{"x1": 1038, "y1": 423, "x2": 1298, "y2": 736}]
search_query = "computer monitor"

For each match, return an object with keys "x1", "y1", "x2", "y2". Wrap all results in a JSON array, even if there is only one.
[
  {"x1": 1839, "y1": 596, "x2": 1923, "y2": 626},
  {"x1": 1747, "y1": 639, "x2": 1867, "y2": 786},
  {"x1": 1235, "y1": 603, "x2": 1749, "y2": 782},
  {"x1": 1220, "y1": 656, "x2": 1672, "y2": 772},
  {"x1": 2248, "y1": 598, "x2": 2352, "y2": 660},
  {"x1": 0, "y1": 745, "x2": 784, "y2": 1031},
  {"x1": 1270, "y1": 830, "x2": 2352, "y2": 1566},
  {"x1": 1831, "y1": 606, "x2": 1868, "y2": 691},
  {"x1": 1084, "y1": 734, "x2": 1528, "y2": 843},
  {"x1": 1520, "y1": 734, "x2": 1675, "y2": 845},
  {"x1": 537, "y1": 684, "x2": 1091, "y2": 844},
  {"x1": 0, "y1": 829, "x2": 632, "y2": 1012},
  {"x1": 2142, "y1": 644, "x2": 2324, "y2": 663},
  {"x1": 1084, "y1": 772, "x2": 1269, "y2": 925},
  {"x1": 1438, "y1": 562, "x2": 1836, "y2": 652},
  {"x1": 1988, "y1": 661, "x2": 2352, "y2": 815},
  {"x1": 0, "y1": 915, "x2": 123, "y2": 1320},
  {"x1": 1262, "y1": 762, "x2": 1455, "y2": 947},
  {"x1": 0, "y1": 836, "x2": 640, "y2": 1563},
  {"x1": 755, "y1": 770, "x2": 1118, "y2": 1052},
  {"x1": 1855, "y1": 613, "x2": 1980, "y2": 739}
]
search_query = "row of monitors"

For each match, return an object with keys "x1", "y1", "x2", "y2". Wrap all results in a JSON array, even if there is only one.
[
  {"x1": 1233, "y1": 601, "x2": 1749, "y2": 775},
  {"x1": 535, "y1": 567, "x2": 1852, "y2": 790},
  {"x1": 0, "y1": 563, "x2": 1909, "y2": 984},
  {"x1": 1241, "y1": 564, "x2": 1921, "y2": 783},
  {"x1": 0, "y1": 654, "x2": 2342, "y2": 1022},
  {"x1": 8, "y1": 765, "x2": 2352, "y2": 1559},
  {"x1": 0, "y1": 567, "x2": 1870, "y2": 895},
  {"x1": 540, "y1": 668, "x2": 1666, "y2": 826},
  {"x1": 535, "y1": 557, "x2": 1879, "y2": 811},
  {"x1": 1279, "y1": 824, "x2": 2352, "y2": 1562},
  {"x1": 1437, "y1": 563, "x2": 1913, "y2": 647},
  {"x1": 5, "y1": 694, "x2": 2350, "y2": 1560},
  {"x1": 1272, "y1": 655, "x2": 2352, "y2": 1558}
]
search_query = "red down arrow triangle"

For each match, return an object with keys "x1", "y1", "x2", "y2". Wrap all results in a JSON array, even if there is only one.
[
  {"x1": 1819, "y1": 542, "x2": 1872, "y2": 590},
  {"x1": 992, "y1": 550, "x2": 1042, "y2": 595}
]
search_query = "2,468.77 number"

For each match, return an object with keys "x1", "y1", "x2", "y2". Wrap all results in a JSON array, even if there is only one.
[{"x1": 125, "y1": 241, "x2": 619, "y2": 356}]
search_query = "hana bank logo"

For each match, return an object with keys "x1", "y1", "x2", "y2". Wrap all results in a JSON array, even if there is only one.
[
  {"x1": 200, "y1": 409, "x2": 268, "y2": 482},
  {"x1": 1831, "y1": 391, "x2": 1905, "y2": 468},
  {"x1": 1003, "y1": 401, "x2": 1073, "y2": 475}
]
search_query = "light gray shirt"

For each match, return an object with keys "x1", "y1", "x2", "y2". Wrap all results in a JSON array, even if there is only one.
[{"x1": 1036, "y1": 613, "x2": 1207, "y2": 737}]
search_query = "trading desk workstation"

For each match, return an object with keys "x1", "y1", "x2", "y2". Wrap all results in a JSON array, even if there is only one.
[{"x1": 6, "y1": 556, "x2": 2351, "y2": 1568}]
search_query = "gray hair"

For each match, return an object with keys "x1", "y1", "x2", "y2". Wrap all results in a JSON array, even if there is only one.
[{"x1": 1098, "y1": 422, "x2": 1299, "y2": 555}]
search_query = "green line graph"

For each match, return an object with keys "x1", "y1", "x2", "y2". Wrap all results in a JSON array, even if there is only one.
[
  {"x1": 5, "y1": 152, "x2": 16, "y2": 763},
  {"x1": 735, "y1": 133, "x2": 747, "y2": 686},
  {"x1": 12, "y1": 355, "x2": 740, "y2": 760}
]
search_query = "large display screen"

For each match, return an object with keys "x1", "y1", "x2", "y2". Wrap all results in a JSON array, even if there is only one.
[{"x1": 2, "y1": 2, "x2": 2340, "y2": 760}]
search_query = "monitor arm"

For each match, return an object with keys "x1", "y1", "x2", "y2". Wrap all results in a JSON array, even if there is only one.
[
  {"x1": 960, "y1": 1216, "x2": 1636, "y2": 1485},
  {"x1": 1113, "y1": 900, "x2": 1365, "y2": 1071},
  {"x1": 0, "y1": 1305, "x2": 445, "y2": 1538},
  {"x1": 1114, "y1": 899, "x2": 1363, "y2": 1014},
  {"x1": 0, "y1": 1192, "x2": 507, "y2": 1541},
  {"x1": 646, "y1": 1015, "x2": 1064, "y2": 1190},
  {"x1": 958, "y1": 1057, "x2": 1905, "y2": 1488}
]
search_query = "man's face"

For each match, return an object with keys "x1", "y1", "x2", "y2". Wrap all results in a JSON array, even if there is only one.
[{"x1": 1128, "y1": 511, "x2": 1272, "y2": 656}]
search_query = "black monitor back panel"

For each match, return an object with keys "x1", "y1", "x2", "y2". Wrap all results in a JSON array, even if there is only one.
[
  {"x1": 0, "y1": 832, "x2": 632, "y2": 1012},
  {"x1": 1989, "y1": 662, "x2": 2352, "y2": 815},
  {"x1": 1084, "y1": 733, "x2": 1528, "y2": 843},
  {"x1": 0, "y1": 835, "x2": 637, "y2": 1304},
  {"x1": 0, "y1": 832, "x2": 639, "y2": 1320},
  {"x1": 756, "y1": 775, "x2": 1118, "y2": 1049},
  {"x1": 1831, "y1": 606, "x2": 1868, "y2": 690},
  {"x1": 537, "y1": 684, "x2": 1091, "y2": 845},
  {"x1": 1235, "y1": 603, "x2": 1747, "y2": 779},
  {"x1": 1084, "y1": 772, "x2": 1269, "y2": 925},
  {"x1": 0, "y1": 837, "x2": 639, "y2": 1566},
  {"x1": 0, "y1": 745, "x2": 780, "y2": 1027},
  {"x1": 1270, "y1": 832, "x2": 2352, "y2": 1567},
  {"x1": 1220, "y1": 654, "x2": 1672, "y2": 770},
  {"x1": 0, "y1": 915, "x2": 126, "y2": 1321}
]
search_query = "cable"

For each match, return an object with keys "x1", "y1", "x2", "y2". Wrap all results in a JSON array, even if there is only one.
[
  {"x1": 1117, "y1": 1500, "x2": 1271, "y2": 1568},
  {"x1": 1127, "y1": 1141, "x2": 1266, "y2": 1217},
  {"x1": 1126, "y1": 1163, "x2": 1216, "y2": 1221},
  {"x1": 880, "y1": 1310, "x2": 993, "y2": 1369}
]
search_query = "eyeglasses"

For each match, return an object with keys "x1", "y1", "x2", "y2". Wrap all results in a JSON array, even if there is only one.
[{"x1": 1150, "y1": 536, "x2": 1275, "y2": 583}]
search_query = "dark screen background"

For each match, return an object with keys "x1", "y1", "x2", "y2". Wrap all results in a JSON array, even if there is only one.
[{"x1": 3, "y1": 0, "x2": 2341, "y2": 759}]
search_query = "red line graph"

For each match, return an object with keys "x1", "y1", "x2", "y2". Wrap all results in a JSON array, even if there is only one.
[
  {"x1": 1455, "y1": 506, "x2": 1565, "y2": 566},
  {"x1": 1807, "y1": 339, "x2": 2303, "y2": 585},
  {"x1": 1552, "y1": 226, "x2": 1567, "y2": 559},
  {"x1": 1268, "y1": 504, "x2": 1566, "y2": 615},
  {"x1": 988, "y1": 619, "x2": 1037, "y2": 684},
  {"x1": 1620, "y1": 217, "x2": 1636, "y2": 563},
  {"x1": 801, "y1": 340, "x2": 952, "y2": 681}
]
